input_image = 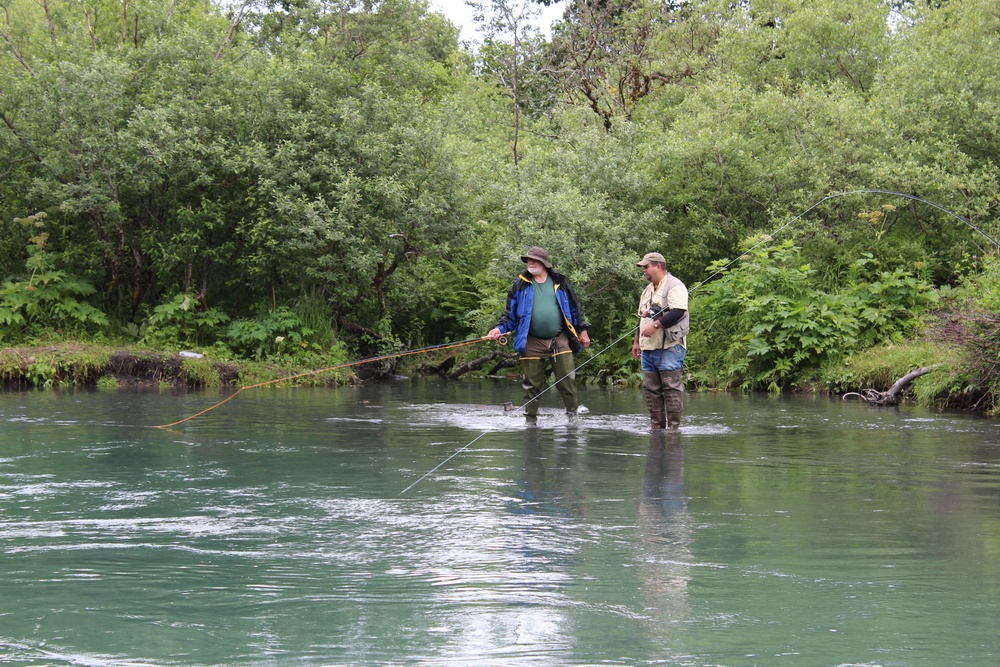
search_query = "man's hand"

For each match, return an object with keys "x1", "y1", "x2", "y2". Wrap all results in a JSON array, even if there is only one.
[
  {"x1": 579, "y1": 330, "x2": 591, "y2": 349},
  {"x1": 486, "y1": 328, "x2": 503, "y2": 341},
  {"x1": 631, "y1": 340, "x2": 641, "y2": 359}
]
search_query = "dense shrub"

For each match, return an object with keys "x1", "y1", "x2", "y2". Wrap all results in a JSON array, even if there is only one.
[{"x1": 689, "y1": 242, "x2": 939, "y2": 390}]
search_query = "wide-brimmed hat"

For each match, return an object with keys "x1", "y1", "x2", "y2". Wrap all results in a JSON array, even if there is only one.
[
  {"x1": 521, "y1": 246, "x2": 552, "y2": 268},
  {"x1": 637, "y1": 252, "x2": 666, "y2": 267}
]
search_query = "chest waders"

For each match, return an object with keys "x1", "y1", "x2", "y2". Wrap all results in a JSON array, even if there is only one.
[
  {"x1": 643, "y1": 351, "x2": 683, "y2": 429},
  {"x1": 521, "y1": 333, "x2": 578, "y2": 424},
  {"x1": 644, "y1": 365, "x2": 684, "y2": 430},
  {"x1": 641, "y1": 276, "x2": 687, "y2": 430}
]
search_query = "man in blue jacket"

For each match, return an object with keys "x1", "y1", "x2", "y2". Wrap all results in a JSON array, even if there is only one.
[{"x1": 487, "y1": 247, "x2": 591, "y2": 424}]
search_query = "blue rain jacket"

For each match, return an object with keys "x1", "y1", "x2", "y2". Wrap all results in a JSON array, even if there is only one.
[{"x1": 494, "y1": 270, "x2": 589, "y2": 354}]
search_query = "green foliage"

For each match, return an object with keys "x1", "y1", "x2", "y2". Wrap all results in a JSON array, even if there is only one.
[
  {"x1": 25, "y1": 360, "x2": 56, "y2": 387},
  {"x1": 578, "y1": 345, "x2": 643, "y2": 387},
  {"x1": 224, "y1": 306, "x2": 321, "y2": 362},
  {"x1": 143, "y1": 293, "x2": 230, "y2": 348},
  {"x1": 827, "y1": 339, "x2": 975, "y2": 411},
  {"x1": 0, "y1": 214, "x2": 108, "y2": 343},
  {"x1": 0, "y1": 270, "x2": 109, "y2": 340},
  {"x1": 880, "y1": 0, "x2": 1000, "y2": 167},
  {"x1": 821, "y1": 341, "x2": 944, "y2": 393},
  {"x1": 918, "y1": 255, "x2": 1000, "y2": 414},
  {"x1": 0, "y1": 0, "x2": 998, "y2": 407},
  {"x1": 288, "y1": 290, "x2": 341, "y2": 346},
  {"x1": 716, "y1": 0, "x2": 891, "y2": 95},
  {"x1": 180, "y1": 357, "x2": 223, "y2": 388},
  {"x1": 0, "y1": 344, "x2": 111, "y2": 387},
  {"x1": 96, "y1": 376, "x2": 120, "y2": 391},
  {"x1": 690, "y1": 242, "x2": 939, "y2": 390},
  {"x1": 393, "y1": 254, "x2": 498, "y2": 344}
]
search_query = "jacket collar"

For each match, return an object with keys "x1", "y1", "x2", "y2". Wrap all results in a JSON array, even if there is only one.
[{"x1": 520, "y1": 269, "x2": 563, "y2": 284}]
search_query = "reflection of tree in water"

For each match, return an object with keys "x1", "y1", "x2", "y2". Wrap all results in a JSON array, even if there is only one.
[{"x1": 637, "y1": 431, "x2": 691, "y2": 623}]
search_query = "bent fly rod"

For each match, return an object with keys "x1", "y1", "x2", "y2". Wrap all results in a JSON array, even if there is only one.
[
  {"x1": 154, "y1": 335, "x2": 506, "y2": 430},
  {"x1": 399, "y1": 188, "x2": 998, "y2": 495},
  {"x1": 154, "y1": 188, "x2": 995, "y2": 491}
]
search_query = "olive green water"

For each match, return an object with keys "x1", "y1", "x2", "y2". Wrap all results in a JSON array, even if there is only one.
[{"x1": 1, "y1": 380, "x2": 999, "y2": 666}]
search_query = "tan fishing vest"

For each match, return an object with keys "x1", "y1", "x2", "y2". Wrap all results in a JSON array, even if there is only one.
[{"x1": 638, "y1": 273, "x2": 690, "y2": 350}]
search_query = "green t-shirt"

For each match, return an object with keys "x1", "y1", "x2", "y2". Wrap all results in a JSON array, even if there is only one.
[{"x1": 529, "y1": 276, "x2": 564, "y2": 338}]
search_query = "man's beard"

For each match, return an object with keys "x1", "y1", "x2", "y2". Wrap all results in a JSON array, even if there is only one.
[{"x1": 527, "y1": 266, "x2": 542, "y2": 276}]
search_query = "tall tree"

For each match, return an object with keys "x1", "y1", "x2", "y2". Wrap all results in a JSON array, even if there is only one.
[
  {"x1": 546, "y1": 0, "x2": 720, "y2": 129},
  {"x1": 471, "y1": 0, "x2": 547, "y2": 167}
]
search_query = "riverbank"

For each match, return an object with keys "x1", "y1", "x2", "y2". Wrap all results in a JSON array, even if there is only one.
[
  {"x1": 1, "y1": 339, "x2": 991, "y2": 418},
  {"x1": 0, "y1": 344, "x2": 350, "y2": 390}
]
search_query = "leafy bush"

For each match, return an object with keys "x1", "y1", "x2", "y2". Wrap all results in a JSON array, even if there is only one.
[
  {"x1": 0, "y1": 270, "x2": 109, "y2": 342},
  {"x1": 224, "y1": 306, "x2": 319, "y2": 362},
  {"x1": 922, "y1": 255, "x2": 1000, "y2": 413},
  {"x1": 844, "y1": 255, "x2": 940, "y2": 346},
  {"x1": 577, "y1": 344, "x2": 643, "y2": 387},
  {"x1": 690, "y1": 242, "x2": 939, "y2": 391},
  {"x1": 143, "y1": 293, "x2": 230, "y2": 348},
  {"x1": 0, "y1": 213, "x2": 108, "y2": 343}
]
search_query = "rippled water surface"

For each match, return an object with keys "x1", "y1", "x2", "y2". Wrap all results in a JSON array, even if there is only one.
[{"x1": 2, "y1": 380, "x2": 1000, "y2": 666}]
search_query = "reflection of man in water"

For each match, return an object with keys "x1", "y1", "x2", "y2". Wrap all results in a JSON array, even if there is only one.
[
  {"x1": 643, "y1": 431, "x2": 687, "y2": 517},
  {"x1": 512, "y1": 428, "x2": 587, "y2": 517},
  {"x1": 637, "y1": 431, "x2": 691, "y2": 623}
]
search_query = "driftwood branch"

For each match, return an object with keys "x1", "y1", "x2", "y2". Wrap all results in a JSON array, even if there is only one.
[
  {"x1": 423, "y1": 356, "x2": 455, "y2": 376},
  {"x1": 444, "y1": 350, "x2": 518, "y2": 380},
  {"x1": 843, "y1": 364, "x2": 943, "y2": 406}
]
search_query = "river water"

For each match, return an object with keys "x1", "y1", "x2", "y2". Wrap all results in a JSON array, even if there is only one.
[{"x1": 1, "y1": 379, "x2": 999, "y2": 666}]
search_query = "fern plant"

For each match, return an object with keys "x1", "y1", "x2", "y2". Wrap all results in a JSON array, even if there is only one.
[
  {"x1": 691, "y1": 242, "x2": 939, "y2": 390},
  {"x1": 0, "y1": 213, "x2": 108, "y2": 342},
  {"x1": 143, "y1": 293, "x2": 230, "y2": 348}
]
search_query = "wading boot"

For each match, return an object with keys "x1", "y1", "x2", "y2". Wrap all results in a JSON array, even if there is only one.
[
  {"x1": 521, "y1": 357, "x2": 546, "y2": 424},
  {"x1": 661, "y1": 369, "x2": 684, "y2": 430},
  {"x1": 643, "y1": 372, "x2": 666, "y2": 430}
]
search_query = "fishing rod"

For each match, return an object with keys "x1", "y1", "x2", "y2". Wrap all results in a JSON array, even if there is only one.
[
  {"x1": 153, "y1": 335, "x2": 506, "y2": 430},
  {"x1": 398, "y1": 188, "x2": 998, "y2": 494},
  {"x1": 693, "y1": 189, "x2": 999, "y2": 292}
]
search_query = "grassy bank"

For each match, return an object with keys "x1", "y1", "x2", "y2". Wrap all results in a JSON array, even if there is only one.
[
  {"x1": 2, "y1": 337, "x2": 994, "y2": 417},
  {"x1": 0, "y1": 344, "x2": 352, "y2": 390},
  {"x1": 814, "y1": 338, "x2": 994, "y2": 413}
]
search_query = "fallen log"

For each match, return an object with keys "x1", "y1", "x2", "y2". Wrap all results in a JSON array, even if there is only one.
[
  {"x1": 446, "y1": 349, "x2": 518, "y2": 379},
  {"x1": 842, "y1": 364, "x2": 943, "y2": 406},
  {"x1": 424, "y1": 356, "x2": 456, "y2": 376}
]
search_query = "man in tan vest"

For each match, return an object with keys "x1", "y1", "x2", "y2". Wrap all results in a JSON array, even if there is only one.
[{"x1": 631, "y1": 252, "x2": 689, "y2": 430}]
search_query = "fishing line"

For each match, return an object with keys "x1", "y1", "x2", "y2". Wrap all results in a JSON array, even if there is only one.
[
  {"x1": 154, "y1": 335, "x2": 504, "y2": 430},
  {"x1": 693, "y1": 189, "x2": 999, "y2": 290},
  {"x1": 396, "y1": 327, "x2": 638, "y2": 497},
  {"x1": 399, "y1": 188, "x2": 996, "y2": 495}
]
